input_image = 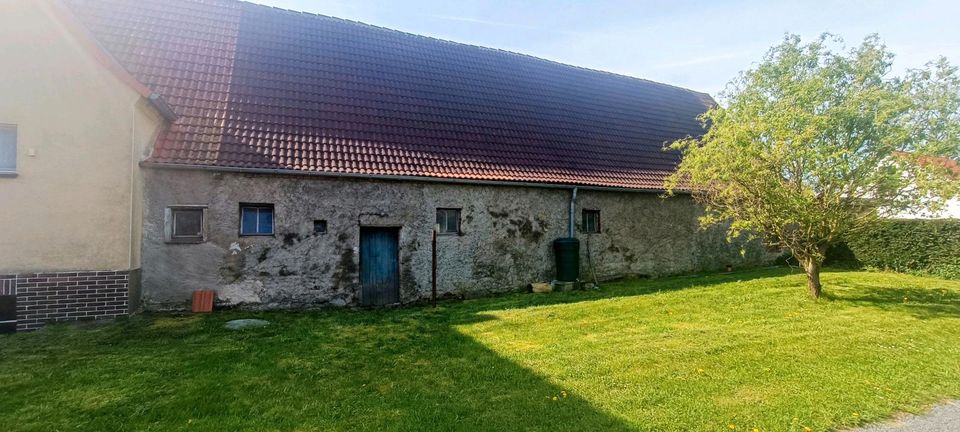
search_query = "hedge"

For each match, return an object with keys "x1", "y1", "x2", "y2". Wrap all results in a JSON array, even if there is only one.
[{"x1": 844, "y1": 219, "x2": 960, "y2": 279}]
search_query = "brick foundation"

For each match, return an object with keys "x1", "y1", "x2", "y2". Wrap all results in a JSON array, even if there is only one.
[{"x1": 0, "y1": 270, "x2": 130, "y2": 331}]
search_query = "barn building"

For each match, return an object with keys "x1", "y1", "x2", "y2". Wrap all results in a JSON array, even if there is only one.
[{"x1": 0, "y1": 0, "x2": 769, "y2": 329}]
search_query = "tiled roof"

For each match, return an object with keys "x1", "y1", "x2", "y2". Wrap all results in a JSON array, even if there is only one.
[{"x1": 65, "y1": 0, "x2": 713, "y2": 190}]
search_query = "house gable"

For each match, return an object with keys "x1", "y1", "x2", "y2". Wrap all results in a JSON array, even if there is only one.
[{"x1": 0, "y1": 0, "x2": 164, "y2": 273}]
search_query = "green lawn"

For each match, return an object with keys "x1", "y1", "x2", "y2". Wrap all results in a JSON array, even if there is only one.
[{"x1": 2, "y1": 268, "x2": 960, "y2": 432}]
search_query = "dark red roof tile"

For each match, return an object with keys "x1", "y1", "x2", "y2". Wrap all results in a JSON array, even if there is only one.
[{"x1": 65, "y1": 0, "x2": 712, "y2": 189}]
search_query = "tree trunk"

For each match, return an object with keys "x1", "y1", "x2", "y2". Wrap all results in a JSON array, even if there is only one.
[{"x1": 803, "y1": 259, "x2": 823, "y2": 298}]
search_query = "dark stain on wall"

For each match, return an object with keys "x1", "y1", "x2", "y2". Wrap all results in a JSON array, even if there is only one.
[
  {"x1": 400, "y1": 251, "x2": 417, "y2": 300},
  {"x1": 278, "y1": 265, "x2": 296, "y2": 276},
  {"x1": 257, "y1": 247, "x2": 271, "y2": 263},
  {"x1": 221, "y1": 251, "x2": 245, "y2": 282},
  {"x1": 332, "y1": 247, "x2": 357, "y2": 289},
  {"x1": 513, "y1": 218, "x2": 543, "y2": 243},
  {"x1": 282, "y1": 232, "x2": 300, "y2": 246},
  {"x1": 488, "y1": 208, "x2": 510, "y2": 219}
]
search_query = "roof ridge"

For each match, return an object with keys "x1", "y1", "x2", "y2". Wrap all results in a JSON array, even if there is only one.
[{"x1": 235, "y1": 0, "x2": 712, "y2": 98}]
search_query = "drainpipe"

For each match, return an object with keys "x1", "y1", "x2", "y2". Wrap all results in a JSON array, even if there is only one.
[
  {"x1": 128, "y1": 102, "x2": 137, "y2": 270},
  {"x1": 568, "y1": 187, "x2": 578, "y2": 238},
  {"x1": 432, "y1": 224, "x2": 438, "y2": 307}
]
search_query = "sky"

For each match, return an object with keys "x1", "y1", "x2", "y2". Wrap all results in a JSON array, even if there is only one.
[{"x1": 248, "y1": 0, "x2": 960, "y2": 97}]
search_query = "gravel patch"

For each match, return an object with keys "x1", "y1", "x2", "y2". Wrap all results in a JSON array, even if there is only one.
[{"x1": 850, "y1": 401, "x2": 960, "y2": 432}]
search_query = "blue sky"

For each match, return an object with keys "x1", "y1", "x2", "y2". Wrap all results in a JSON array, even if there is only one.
[{"x1": 251, "y1": 0, "x2": 960, "y2": 96}]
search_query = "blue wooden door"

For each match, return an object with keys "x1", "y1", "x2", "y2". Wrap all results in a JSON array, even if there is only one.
[{"x1": 359, "y1": 227, "x2": 400, "y2": 306}]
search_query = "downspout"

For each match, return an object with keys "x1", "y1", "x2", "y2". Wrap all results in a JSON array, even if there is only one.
[
  {"x1": 432, "y1": 225, "x2": 438, "y2": 307},
  {"x1": 128, "y1": 94, "x2": 174, "y2": 270},
  {"x1": 568, "y1": 187, "x2": 578, "y2": 238},
  {"x1": 128, "y1": 102, "x2": 137, "y2": 270}
]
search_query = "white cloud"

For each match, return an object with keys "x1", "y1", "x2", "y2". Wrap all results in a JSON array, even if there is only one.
[
  {"x1": 427, "y1": 15, "x2": 539, "y2": 29},
  {"x1": 652, "y1": 51, "x2": 754, "y2": 70}
]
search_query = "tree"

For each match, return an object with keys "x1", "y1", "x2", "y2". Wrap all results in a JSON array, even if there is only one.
[{"x1": 665, "y1": 34, "x2": 960, "y2": 298}]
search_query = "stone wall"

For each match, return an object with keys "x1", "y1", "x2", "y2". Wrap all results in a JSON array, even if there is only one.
[
  {"x1": 0, "y1": 270, "x2": 130, "y2": 331},
  {"x1": 141, "y1": 168, "x2": 772, "y2": 310}
]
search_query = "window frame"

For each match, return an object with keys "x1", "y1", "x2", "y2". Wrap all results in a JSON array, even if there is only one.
[
  {"x1": 582, "y1": 209, "x2": 601, "y2": 234},
  {"x1": 164, "y1": 205, "x2": 207, "y2": 244},
  {"x1": 435, "y1": 208, "x2": 461, "y2": 235},
  {"x1": 239, "y1": 203, "x2": 275, "y2": 236},
  {"x1": 0, "y1": 124, "x2": 17, "y2": 176}
]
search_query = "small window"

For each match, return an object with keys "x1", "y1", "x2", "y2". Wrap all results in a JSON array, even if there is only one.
[
  {"x1": 582, "y1": 209, "x2": 601, "y2": 234},
  {"x1": 165, "y1": 206, "x2": 206, "y2": 243},
  {"x1": 313, "y1": 220, "x2": 327, "y2": 234},
  {"x1": 0, "y1": 125, "x2": 16, "y2": 173},
  {"x1": 240, "y1": 204, "x2": 274, "y2": 236},
  {"x1": 436, "y1": 208, "x2": 461, "y2": 235},
  {"x1": 173, "y1": 208, "x2": 204, "y2": 241}
]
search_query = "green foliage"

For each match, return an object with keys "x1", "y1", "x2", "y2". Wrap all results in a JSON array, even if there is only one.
[
  {"x1": 3, "y1": 269, "x2": 960, "y2": 431},
  {"x1": 666, "y1": 34, "x2": 960, "y2": 273},
  {"x1": 774, "y1": 241, "x2": 860, "y2": 268},
  {"x1": 846, "y1": 219, "x2": 960, "y2": 279},
  {"x1": 824, "y1": 242, "x2": 861, "y2": 268}
]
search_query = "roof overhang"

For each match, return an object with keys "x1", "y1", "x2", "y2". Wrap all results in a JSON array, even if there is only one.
[{"x1": 140, "y1": 161, "x2": 687, "y2": 194}]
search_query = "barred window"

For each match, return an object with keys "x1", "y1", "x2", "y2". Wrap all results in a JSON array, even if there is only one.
[{"x1": 582, "y1": 209, "x2": 600, "y2": 234}]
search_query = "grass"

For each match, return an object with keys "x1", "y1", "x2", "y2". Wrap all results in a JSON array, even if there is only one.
[{"x1": 2, "y1": 268, "x2": 960, "y2": 432}]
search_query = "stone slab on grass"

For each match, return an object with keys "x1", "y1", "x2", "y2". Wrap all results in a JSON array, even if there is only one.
[{"x1": 224, "y1": 319, "x2": 270, "y2": 330}]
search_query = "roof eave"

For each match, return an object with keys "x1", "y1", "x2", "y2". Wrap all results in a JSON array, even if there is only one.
[{"x1": 139, "y1": 161, "x2": 687, "y2": 194}]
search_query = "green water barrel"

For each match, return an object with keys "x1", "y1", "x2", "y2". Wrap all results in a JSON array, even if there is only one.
[{"x1": 553, "y1": 237, "x2": 580, "y2": 282}]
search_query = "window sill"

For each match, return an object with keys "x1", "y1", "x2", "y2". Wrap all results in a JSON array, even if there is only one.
[
  {"x1": 0, "y1": 171, "x2": 18, "y2": 178},
  {"x1": 166, "y1": 238, "x2": 205, "y2": 244},
  {"x1": 240, "y1": 233, "x2": 275, "y2": 237},
  {"x1": 437, "y1": 232, "x2": 463, "y2": 237}
]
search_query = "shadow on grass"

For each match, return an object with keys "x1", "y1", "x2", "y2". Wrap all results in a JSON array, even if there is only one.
[
  {"x1": 1, "y1": 303, "x2": 638, "y2": 431},
  {"x1": 823, "y1": 282, "x2": 960, "y2": 320},
  {"x1": 2, "y1": 267, "x2": 800, "y2": 431},
  {"x1": 15, "y1": 266, "x2": 957, "y2": 430},
  {"x1": 725, "y1": 266, "x2": 960, "y2": 320},
  {"x1": 1, "y1": 268, "x2": 794, "y2": 431},
  {"x1": 444, "y1": 266, "x2": 795, "y2": 316}
]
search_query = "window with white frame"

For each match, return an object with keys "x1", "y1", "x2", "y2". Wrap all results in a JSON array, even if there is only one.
[
  {"x1": 240, "y1": 204, "x2": 275, "y2": 236},
  {"x1": 0, "y1": 125, "x2": 16, "y2": 173}
]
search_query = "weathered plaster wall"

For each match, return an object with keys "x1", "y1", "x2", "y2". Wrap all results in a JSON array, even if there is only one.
[
  {"x1": 0, "y1": 1, "x2": 163, "y2": 273},
  {"x1": 142, "y1": 169, "x2": 772, "y2": 309}
]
